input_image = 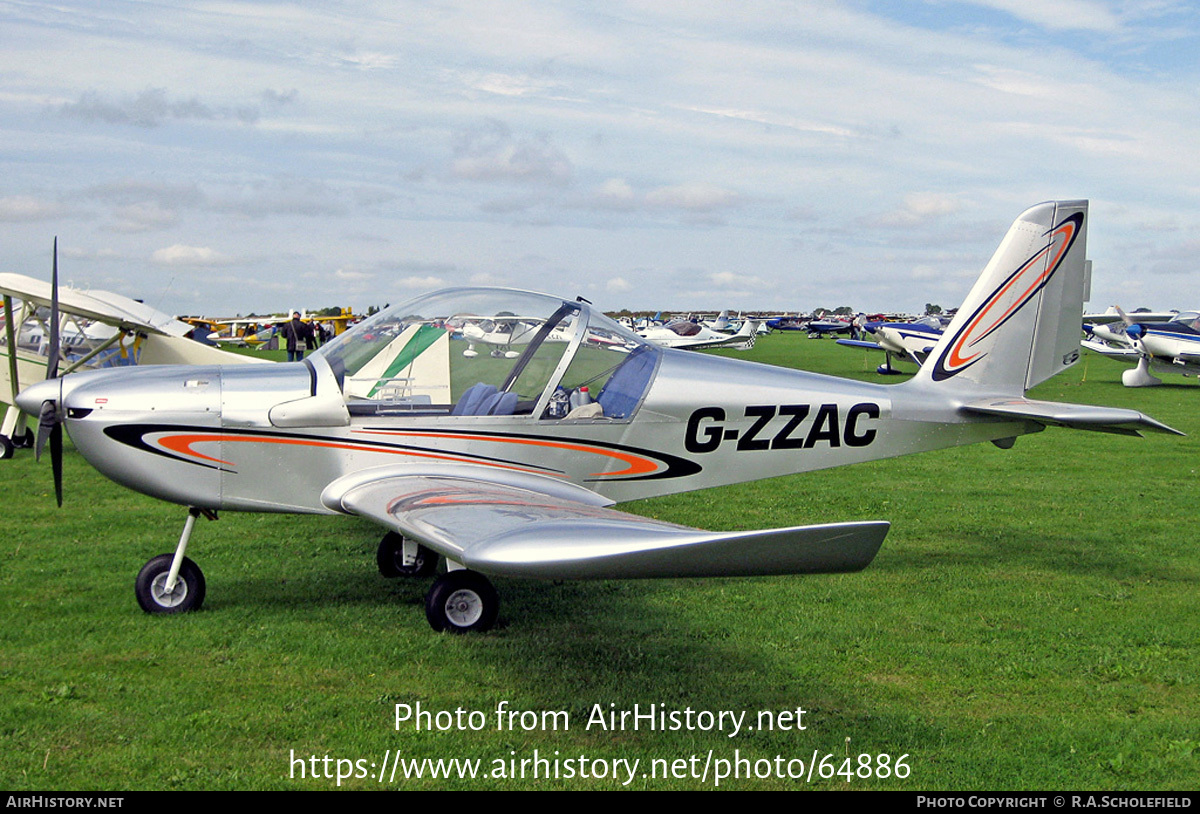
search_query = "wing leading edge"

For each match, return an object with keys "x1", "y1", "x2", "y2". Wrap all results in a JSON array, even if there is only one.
[{"x1": 323, "y1": 469, "x2": 888, "y2": 580}]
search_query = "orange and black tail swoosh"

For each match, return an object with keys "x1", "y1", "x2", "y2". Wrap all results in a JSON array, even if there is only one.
[{"x1": 931, "y1": 212, "x2": 1082, "y2": 382}]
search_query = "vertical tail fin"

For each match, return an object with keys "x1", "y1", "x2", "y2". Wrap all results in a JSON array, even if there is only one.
[{"x1": 917, "y1": 200, "x2": 1090, "y2": 394}]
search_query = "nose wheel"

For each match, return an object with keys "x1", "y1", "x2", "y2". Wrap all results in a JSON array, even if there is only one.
[
  {"x1": 135, "y1": 507, "x2": 215, "y2": 614},
  {"x1": 135, "y1": 554, "x2": 206, "y2": 613}
]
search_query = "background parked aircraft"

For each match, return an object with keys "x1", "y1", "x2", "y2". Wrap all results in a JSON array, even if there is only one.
[
  {"x1": 837, "y1": 316, "x2": 947, "y2": 374},
  {"x1": 1083, "y1": 308, "x2": 1200, "y2": 386},
  {"x1": 639, "y1": 317, "x2": 758, "y2": 350}
]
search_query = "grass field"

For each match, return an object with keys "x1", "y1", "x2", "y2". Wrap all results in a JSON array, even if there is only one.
[{"x1": 1, "y1": 336, "x2": 1197, "y2": 790}]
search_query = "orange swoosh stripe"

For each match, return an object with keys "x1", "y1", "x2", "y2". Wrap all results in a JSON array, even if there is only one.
[
  {"x1": 353, "y1": 430, "x2": 661, "y2": 478},
  {"x1": 152, "y1": 432, "x2": 560, "y2": 478},
  {"x1": 946, "y1": 220, "x2": 1075, "y2": 371}
]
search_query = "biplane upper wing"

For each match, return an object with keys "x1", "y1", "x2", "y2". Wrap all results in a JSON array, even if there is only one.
[
  {"x1": 0, "y1": 272, "x2": 191, "y2": 337},
  {"x1": 0, "y1": 272, "x2": 269, "y2": 368},
  {"x1": 322, "y1": 465, "x2": 888, "y2": 580}
]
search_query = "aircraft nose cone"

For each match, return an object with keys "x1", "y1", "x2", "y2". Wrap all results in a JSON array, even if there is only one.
[{"x1": 15, "y1": 377, "x2": 60, "y2": 415}]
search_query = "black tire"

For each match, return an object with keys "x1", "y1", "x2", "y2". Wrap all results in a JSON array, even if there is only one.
[
  {"x1": 13, "y1": 428, "x2": 34, "y2": 449},
  {"x1": 425, "y1": 570, "x2": 499, "y2": 633},
  {"x1": 135, "y1": 554, "x2": 206, "y2": 614},
  {"x1": 0, "y1": 435, "x2": 13, "y2": 460},
  {"x1": 376, "y1": 532, "x2": 438, "y2": 578}
]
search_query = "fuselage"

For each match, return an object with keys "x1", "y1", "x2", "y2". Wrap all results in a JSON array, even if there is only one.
[{"x1": 26, "y1": 347, "x2": 1029, "y2": 517}]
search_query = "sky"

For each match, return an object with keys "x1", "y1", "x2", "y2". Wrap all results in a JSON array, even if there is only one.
[{"x1": 2, "y1": 0, "x2": 1199, "y2": 318}]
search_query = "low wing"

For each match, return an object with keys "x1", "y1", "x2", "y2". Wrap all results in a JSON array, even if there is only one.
[
  {"x1": 836, "y1": 338, "x2": 881, "y2": 351},
  {"x1": 960, "y1": 397, "x2": 1183, "y2": 437},
  {"x1": 322, "y1": 467, "x2": 887, "y2": 579},
  {"x1": 836, "y1": 338, "x2": 928, "y2": 366},
  {"x1": 1081, "y1": 338, "x2": 1140, "y2": 359}
]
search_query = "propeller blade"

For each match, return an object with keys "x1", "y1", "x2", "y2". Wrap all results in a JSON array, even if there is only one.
[
  {"x1": 35, "y1": 399, "x2": 56, "y2": 461},
  {"x1": 51, "y1": 421, "x2": 63, "y2": 508}
]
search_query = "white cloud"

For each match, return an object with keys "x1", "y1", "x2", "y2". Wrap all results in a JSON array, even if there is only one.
[
  {"x1": 0, "y1": 196, "x2": 65, "y2": 221},
  {"x1": 151, "y1": 245, "x2": 232, "y2": 266},
  {"x1": 396, "y1": 275, "x2": 447, "y2": 289},
  {"x1": 874, "y1": 193, "x2": 964, "y2": 228},
  {"x1": 646, "y1": 183, "x2": 741, "y2": 212},
  {"x1": 451, "y1": 122, "x2": 572, "y2": 186},
  {"x1": 960, "y1": 0, "x2": 1120, "y2": 32},
  {"x1": 592, "y1": 178, "x2": 637, "y2": 209},
  {"x1": 709, "y1": 270, "x2": 766, "y2": 289},
  {"x1": 334, "y1": 268, "x2": 373, "y2": 282},
  {"x1": 109, "y1": 202, "x2": 178, "y2": 233}
]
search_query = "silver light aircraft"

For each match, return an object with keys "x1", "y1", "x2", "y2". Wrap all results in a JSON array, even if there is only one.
[{"x1": 16, "y1": 201, "x2": 1180, "y2": 632}]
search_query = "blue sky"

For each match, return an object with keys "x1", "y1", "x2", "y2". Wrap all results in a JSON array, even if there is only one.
[{"x1": 2, "y1": 0, "x2": 1198, "y2": 317}]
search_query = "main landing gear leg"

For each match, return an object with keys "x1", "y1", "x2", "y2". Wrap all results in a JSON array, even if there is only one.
[
  {"x1": 876, "y1": 352, "x2": 904, "y2": 376},
  {"x1": 376, "y1": 532, "x2": 439, "y2": 577},
  {"x1": 135, "y1": 507, "x2": 216, "y2": 614}
]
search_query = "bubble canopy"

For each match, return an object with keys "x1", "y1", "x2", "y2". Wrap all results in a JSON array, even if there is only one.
[{"x1": 313, "y1": 288, "x2": 658, "y2": 420}]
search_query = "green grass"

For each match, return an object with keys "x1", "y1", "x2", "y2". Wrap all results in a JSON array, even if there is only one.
[{"x1": 1, "y1": 337, "x2": 1197, "y2": 790}]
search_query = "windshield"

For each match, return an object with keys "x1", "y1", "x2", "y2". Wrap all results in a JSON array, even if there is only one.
[{"x1": 314, "y1": 288, "x2": 658, "y2": 419}]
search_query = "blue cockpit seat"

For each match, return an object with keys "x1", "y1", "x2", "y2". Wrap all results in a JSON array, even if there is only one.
[
  {"x1": 596, "y1": 345, "x2": 657, "y2": 419},
  {"x1": 453, "y1": 383, "x2": 519, "y2": 416},
  {"x1": 452, "y1": 383, "x2": 498, "y2": 416}
]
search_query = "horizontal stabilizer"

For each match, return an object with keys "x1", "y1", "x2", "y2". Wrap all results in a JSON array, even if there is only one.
[
  {"x1": 961, "y1": 397, "x2": 1183, "y2": 437},
  {"x1": 328, "y1": 470, "x2": 888, "y2": 579}
]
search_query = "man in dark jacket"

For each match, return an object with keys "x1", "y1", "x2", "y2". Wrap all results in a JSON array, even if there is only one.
[{"x1": 282, "y1": 311, "x2": 311, "y2": 362}]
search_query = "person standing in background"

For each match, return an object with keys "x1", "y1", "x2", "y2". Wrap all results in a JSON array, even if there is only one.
[{"x1": 282, "y1": 311, "x2": 311, "y2": 362}]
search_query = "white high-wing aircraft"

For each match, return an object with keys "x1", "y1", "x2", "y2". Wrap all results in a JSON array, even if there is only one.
[
  {"x1": 0, "y1": 258, "x2": 267, "y2": 458},
  {"x1": 837, "y1": 316, "x2": 947, "y2": 375},
  {"x1": 639, "y1": 317, "x2": 758, "y2": 350},
  {"x1": 1083, "y1": 308, "x2": 1200, "y2": 386},
  {"x1": 17, "y1": 202, "x2": 1179, "y2": 633}
]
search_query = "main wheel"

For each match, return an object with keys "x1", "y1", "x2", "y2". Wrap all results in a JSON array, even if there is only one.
[
  {"x1": 13, "y1": 428, "x2": 34, "y2": 449},
  {"x1": 376, "y1": 532, "x2": 439, "y2": 578},
  {"x1": 135, "y1": 554, "x2": 206, "y2": 614},
  {"x1": 425, "y1": 570, "x2": 499, "y2": 633},
  {"x1": 0, "y1": 435, "x2": 12, "y2": 460}
]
